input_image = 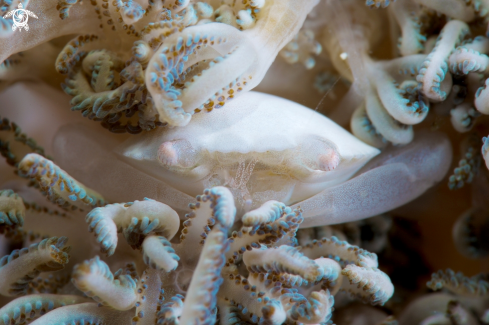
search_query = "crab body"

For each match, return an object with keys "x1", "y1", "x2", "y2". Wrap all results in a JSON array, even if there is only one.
[
  {"x1": 119, "y1": 91, "x2": 380, "y2": 212},
  {"x1": 51, "y1": 88, "x2": 451, "y2": 226}
]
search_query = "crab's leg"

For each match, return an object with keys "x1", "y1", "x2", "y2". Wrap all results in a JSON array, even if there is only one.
[{"x1": 52, "y1": 124, "x2": 194, "y2": 213}]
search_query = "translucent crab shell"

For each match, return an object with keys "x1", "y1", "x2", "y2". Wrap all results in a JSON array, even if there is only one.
[{"x1": 119, "y1": 91, "x2": 380, "y2": 209}]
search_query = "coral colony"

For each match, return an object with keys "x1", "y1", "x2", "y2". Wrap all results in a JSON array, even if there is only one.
[{"x1": 1, "y1": 0, "x2": 489, "y2": 323}]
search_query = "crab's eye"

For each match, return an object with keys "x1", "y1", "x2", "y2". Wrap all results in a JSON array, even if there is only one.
[
  {"x1": 318, "y1": 147, "x2": 340, "y2": 171},
  {"x1": 297, "y1": 138, "x2": 341, "y2": 172},
  {"x1": 157, "y1": 139, "x2": 197, "y2": 168},
  {"x1": 158, "y1": 142, "x2": 178, "y2": 167}
]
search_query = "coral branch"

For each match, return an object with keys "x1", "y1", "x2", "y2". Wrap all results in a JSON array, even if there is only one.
[{"x1": 18, "y1": 154, "x2": 107, "y2": 210}]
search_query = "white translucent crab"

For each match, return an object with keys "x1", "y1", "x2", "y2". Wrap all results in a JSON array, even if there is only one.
[{"x1": 53, "y1": 91, "x2": 452, "y2": 227}]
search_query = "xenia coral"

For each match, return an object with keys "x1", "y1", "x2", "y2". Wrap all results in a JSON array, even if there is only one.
[
  {"x1": 1, "y1": 0, "x2": 489, "y2": 324},
  {"x1": 0, "y1": 181, "x2": 394, "y2": 324}
]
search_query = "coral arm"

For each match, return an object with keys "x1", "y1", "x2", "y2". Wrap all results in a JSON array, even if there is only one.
[
  {"x1": 0, "y1": 115, "x2": 48, "y2": 167},
  {"x1": 145, "y1": 23, "x2": 255, "y2": 126},
  {"x1": 142, "y1": 235, "x2": 179, "y2": 272},
  {"x1": 215, "y1": 301, "x2": 240, "y2": 324},
  {"x1": 176, "y1": 30, "x2": 253, "y2": 112},
  {"x1": 241, "y1": 201, "x2": 286, "y2": 226},
  {"x1": 18, "y1": 153, "x2": 107, "y2": 211},
  {"x1": 219, "y1": 282, "x2": 287, "y2": 324},
  {"x1": 178, "y1": 187, "x2": 237, "y2": 266},
  {"x1": 300, "y1": 236, "x2": 378, "y2": 268},
  {"x1": 120, "y1": 199, "x2": 180, "y2": 248},
  {"x1": 243, "y1": 0, "x2": 319, "y2": 88},
  {"x1": 179, "y1": 187, "x2": 235, "y2": 325},
  {"x1": 86, "y1": 199, "x2": 179, "y2": 255},
  {"x1": 241, "y1": 266, "x2": 333, "y2": 323},
  {"x1": 351, "y1": 103, "x2": 387, "y2": 148},
  {"x1": 450, "y1": 103, "x2": 479, "y2": 133},
  {"x1": 133, "y1": 268, "x2": 165, "y2": 325},
  {"x1": 463, "y1": 36, "x2": 489, "y2": 53},
  {"x1": 144, "y1": 0, "x2": 318, "y2": 127},
  {"x1": 341, "y1": 265, "x2": 394, "y2": 306},
  {"x1": 243, "y1": 245, "x2": 323, "y2": 282},
  {"x1": 427, "y1": 269, "x2": 489, "y2": 297},
  {"x1": 0, "y1": 43, "x2": 61, "y2": 87},
  {"x1": 417, "y1": 20, "x2": 469, "y2": 102},
  {"x1": 0, "y1": 237, "x2": 70, "y2": 296},
  {"x1": 280, "y1": 289, "x2": 334, "y2": 324},
  {"x1": 0, "y1": 294, "x2": 89, "y2": 324},
  {"x1": 178, "y1": 225, "x2": 225, "y2": 324},
  {"x1": 0, "y1": 189, "x2": 25, "y2": 229},
  {"x1": 85, "y1": 203, "x2": 125, "y2": 256},
  {"x1": 71, "y1": 256, "x2": 139, "y2": 310},
  {"x1": 449, "y1": 48, "x2": 489, "y2": 76},
  {"x1": 157, "y1": 293, "x2": 185, "y2": 324},
  {"x1": 314, "y1": 258, "x2": 343, "y2": 295},
  {"x1": 352, "y1": 55, "x2": 428, "y2": 147},
  {"x1": 390, "y1": 0, "x2": 426, "y2": 55},
  {"x1": 364, "y1": 88, "x2": 413, "y2": 145},
  {"x1": 447, "y1": 37, "x2": 489, "y2": 114},
  {"x1": 371, "y1": 56, "x2": 429, "y2": 125},
  {"x1": 475, "y1": 79, "x2": 489, "y2": 114},
  {"x1": 412, "y1": 0, "x2": 475, "y2": 21},
  {"x1": 226, "y1": 206, "x2": 303, "y2": 261},
  {"x1": 28, "y1": 302, "x2": 133, "y2": 324},
  {"x1": 452, "y1": 207, "x2": 489, "y2": 258},
  {"x1": 179, "y1": 192, "x2": 228, "y2": 252},
  {"x1": 294, "y1": 131, "x2": 452, "y2": 227}
]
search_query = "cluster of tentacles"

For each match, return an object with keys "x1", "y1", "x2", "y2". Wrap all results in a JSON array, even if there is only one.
[
  {"x1": 272, "y1": 0, "x2": 489, "y2": 173},
  {"x1": 395, "y1": 268, "x2": 489, "y2": 325},
  {"x1": 0, "y1": 150, "x2": 395, "y2": 325},
  {"x1": 1, "y1": 0, "x2": 317, "y2": 132}
]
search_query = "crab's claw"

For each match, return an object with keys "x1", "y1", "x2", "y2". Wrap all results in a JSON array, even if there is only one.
[{"x1": 295, "y1": 131, "x2": 452, "y2": 227}]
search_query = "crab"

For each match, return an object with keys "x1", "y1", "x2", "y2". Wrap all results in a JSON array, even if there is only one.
[{"x1": 53, "y1": 91, "x2": 453, "y2": 227}]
